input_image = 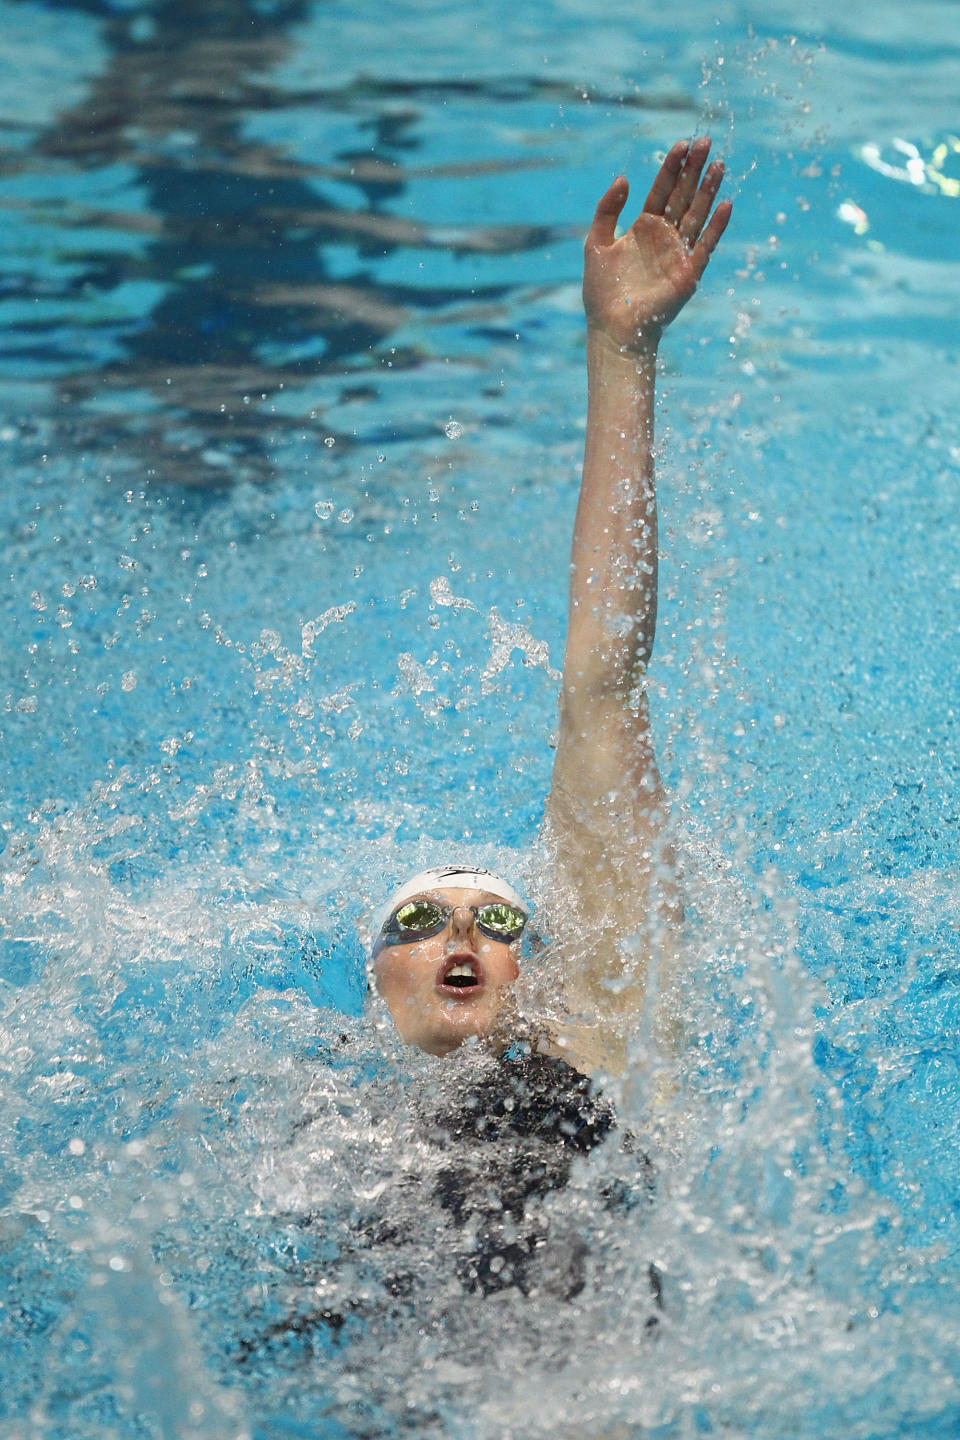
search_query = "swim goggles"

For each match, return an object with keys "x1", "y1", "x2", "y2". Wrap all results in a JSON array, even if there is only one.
[{"x1": 379, "y1": 898, "x2": 528, "y2": 946}]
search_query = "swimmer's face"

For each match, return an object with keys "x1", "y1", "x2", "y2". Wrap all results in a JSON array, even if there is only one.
[{"x1": 372, "y1": 887, "x2": 521, "y2": 1056}]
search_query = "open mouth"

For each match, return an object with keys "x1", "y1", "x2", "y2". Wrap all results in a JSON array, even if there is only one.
[
  {"x1": 444, "y1": 962, "x2": 479, "y2": 988},
  {"x1": 438, "y1": 955, "x2": 484, "y2": 994}
]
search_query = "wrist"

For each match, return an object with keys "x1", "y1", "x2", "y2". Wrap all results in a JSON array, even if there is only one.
[{"x1": 586, "y1": 325, "x2": 659, "y2": 372}]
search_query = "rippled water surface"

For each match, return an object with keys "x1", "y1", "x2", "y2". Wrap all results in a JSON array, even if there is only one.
[{"x1": 2, "y1": 0, "x2": 960, "y2": 1436}]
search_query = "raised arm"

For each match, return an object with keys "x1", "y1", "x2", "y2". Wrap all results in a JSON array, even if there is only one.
[{"x1": 545, "y1": 139, "x2": 731, "y2": 1074}]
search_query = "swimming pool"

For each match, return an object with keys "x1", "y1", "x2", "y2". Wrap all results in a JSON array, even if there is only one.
[{"x1": 2, "y1": 0, "x2": 959, "y2": 1434}]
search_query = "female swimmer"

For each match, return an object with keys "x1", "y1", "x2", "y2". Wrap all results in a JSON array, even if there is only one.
[{"x1": 370, "y1": 139, "x2": 732, "y2": 1079}]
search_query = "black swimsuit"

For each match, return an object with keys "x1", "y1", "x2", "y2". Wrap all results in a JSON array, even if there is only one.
[
  {"x1": 426, "y1": 1050, "x2": 648, "y2": 1301},
  {"x1": 237, "y1": 1049, "x2": 657, "y2": 1365}
]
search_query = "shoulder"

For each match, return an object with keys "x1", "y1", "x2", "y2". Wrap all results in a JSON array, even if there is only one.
[
  {"x1": 489, "y1": 1049, "x2": 617, "y2": 1151},
  {"x1": 429, "y1": 1047, "x2": 615, "y2": 1152}
]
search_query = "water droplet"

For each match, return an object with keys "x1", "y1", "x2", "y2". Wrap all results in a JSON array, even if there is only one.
[
  {"x1": 301, "y1": 601, "x2": 357, "y2": 657},
  {"x1": 121, "y1": 671, "x2": 138, "y2": 692},
  {"x1": 315, "y1": 500, "x2": 334, "y2": 519},
  {"x1": 323, "y1": 436, "x2": 336, "y2": 448},
  {"x1": 444, "y1": 420, "x2": 463, "y2": 439},
  {"x1": 338, "y1": 508, "x2": 354, "y2": 524}
]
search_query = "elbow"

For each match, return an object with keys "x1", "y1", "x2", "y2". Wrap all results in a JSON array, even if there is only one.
[{"x1": 559, "y1": 654, "x2": 651, "y2": 724}]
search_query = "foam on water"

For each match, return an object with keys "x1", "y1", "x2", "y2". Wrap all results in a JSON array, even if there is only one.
[{"x1": 4, "y1": 806, "x2": 958, "y2": 1438}]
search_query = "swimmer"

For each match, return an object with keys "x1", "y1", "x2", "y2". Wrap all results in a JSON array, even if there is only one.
[{"x1": 371, "y1": 139, "x2": 732, "y2": 1078}]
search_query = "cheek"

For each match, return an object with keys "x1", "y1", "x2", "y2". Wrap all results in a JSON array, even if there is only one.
[
  {"x1": 478, "y1": 941, "x2": 520, "y2": 986},
  {"x1": 374, "y1": 951, "x2": 410, "y2": 1003},
  {"x1": 374, "y1": 943, "x2": 434, "y2": 1002}
]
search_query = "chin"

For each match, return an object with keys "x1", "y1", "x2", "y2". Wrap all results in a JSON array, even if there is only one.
[{"x1": 411, "y1": 1006, "x2": 498, "y2": 1056}]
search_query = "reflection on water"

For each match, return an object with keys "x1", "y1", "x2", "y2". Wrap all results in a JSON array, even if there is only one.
[{"x1": 3, "y1": 0, "x2": 641, "y2": 486}]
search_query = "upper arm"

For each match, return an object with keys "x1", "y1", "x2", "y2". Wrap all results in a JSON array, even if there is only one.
[{"x1": 542, "y1": 681, "x2": 683, "y2": 1074}]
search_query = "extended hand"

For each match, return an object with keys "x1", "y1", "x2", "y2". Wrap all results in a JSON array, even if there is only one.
[{"x1": 583, "y1": 137, "x2": 732, "y2": 353}]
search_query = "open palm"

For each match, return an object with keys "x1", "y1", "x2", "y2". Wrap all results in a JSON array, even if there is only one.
[{"x1": 583, "y1": 138, "x2": 732, "y2": 352}]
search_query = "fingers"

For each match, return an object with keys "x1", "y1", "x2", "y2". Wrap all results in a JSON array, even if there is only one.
[
  {"x1": 591, "y1": 139, "x2": 731, "y2": 268},
  {"x1": 691, "y1": 198, "x2": 733, "y2": 278},
  {"x1": 663, "y1": 136, "x2": 713, "y2": 223},
  {"x1": 588, "y1": 175, "x2": 629, "y2": 247},
  {"x1": 642, "y1": 141, "x2": 689, "y2": 216},
  {"x1": 646, "y1": 137, "x2": 730, "y2": 258},
  {"x1": 679, "y1": 159, "x2": 725, "y2": 244}
]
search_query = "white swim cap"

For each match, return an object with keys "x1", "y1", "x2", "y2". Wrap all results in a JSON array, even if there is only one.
[{"x1": 374, "y1": 865, "x2": 527, "y2": 940}]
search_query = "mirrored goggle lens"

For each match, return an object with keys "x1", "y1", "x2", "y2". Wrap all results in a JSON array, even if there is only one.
[
  {"x1": 389, "y1": 900, "x2": 448, "y2": 937},
  {"x1": 475, "y1": 903, "x2": 527, "y2": 940}
]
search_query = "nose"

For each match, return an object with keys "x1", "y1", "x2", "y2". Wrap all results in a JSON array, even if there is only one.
[{"x1": 447, "y1": 906, "x2": 478, "y2": 948}]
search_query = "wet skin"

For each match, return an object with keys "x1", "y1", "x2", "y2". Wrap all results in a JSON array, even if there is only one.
[{"x1": 372, "y1": 887, "x2": 521, "y2": 1056}]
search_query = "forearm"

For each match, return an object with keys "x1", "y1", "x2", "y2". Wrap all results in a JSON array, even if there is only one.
[{"x1": 562, "y1": 330, "x2": 660, "y2": 708}]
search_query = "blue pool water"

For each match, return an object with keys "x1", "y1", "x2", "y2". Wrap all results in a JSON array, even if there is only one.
[{"x1": 2, "y1": 0, "x2": 960, "y2": 1435}]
